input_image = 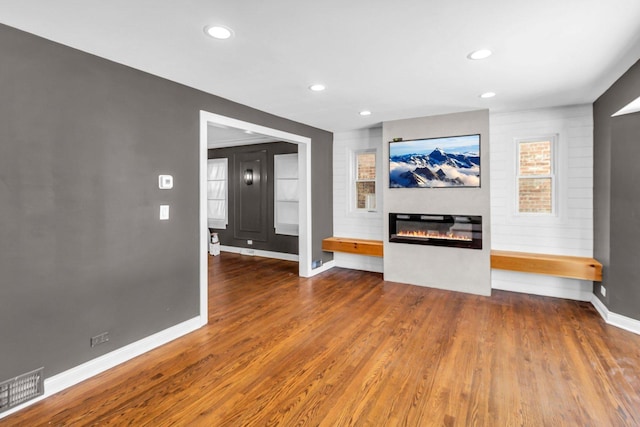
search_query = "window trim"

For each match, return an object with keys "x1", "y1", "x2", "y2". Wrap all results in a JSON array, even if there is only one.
[
  {"x1": 351, "y1": 148, "x2": 378, "y2": 213},
  {"x1": 515, "y1": 135, "x2": 558, "y2": 217}
]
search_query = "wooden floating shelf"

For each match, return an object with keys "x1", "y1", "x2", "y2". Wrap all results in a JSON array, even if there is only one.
[
  {"x1": 322, "y1": 237, "x2": 383, "y2": 257},
  {"x1": 322, "y1": 236, "x2": 602, "y2": 282},
  {"x1": 490, "y1": 250, "x2": 602, "y2": 282}
]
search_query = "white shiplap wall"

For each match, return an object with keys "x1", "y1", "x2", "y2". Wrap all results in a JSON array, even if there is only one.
[
  {"x1": 331, "y1": 107, "x2": 595, "y2": 301},
  {"x1": 332, "y1": 128, "x2": 384, "y2": 272},
  {"x1": 490, "y1": 105, "x2": 594, "y2": 300}
]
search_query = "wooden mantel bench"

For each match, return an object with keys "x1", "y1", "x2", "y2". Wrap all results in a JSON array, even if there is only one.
[
  {"x1": 322, "y1": 237, "x2": 602, "y2": 281},
  {"x1": 322, "y1": 237, "x2": 384, "y2": 257},
  {"x1": 490, "y1": 250, "x2": 602, "y2": 281}
]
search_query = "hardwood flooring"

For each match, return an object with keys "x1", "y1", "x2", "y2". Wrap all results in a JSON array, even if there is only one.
[{"x1": 5, "y1": 253, "x2": 640, "y2": 426}]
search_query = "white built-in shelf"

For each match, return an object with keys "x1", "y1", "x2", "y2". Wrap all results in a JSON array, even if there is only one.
[
  {"x1": 274, "y1": 153, "x2": 299, "y2": 236},
  {"x1": 207, "y1": 158, "x2": 228, "y2": 229}
]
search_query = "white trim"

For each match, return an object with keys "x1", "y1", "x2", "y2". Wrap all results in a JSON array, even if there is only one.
[
  {"x1": 514, "y1": 135, "x2": 557, "y2": 217},
  {"x1": 307, "y1": 260, "x2": 336, "y2": 276},
  {"x1": 218, "y1": 247, "x2": 332, "y2": 274},
  {"x1": 590, "y1": 294, "x2": 608, "y2": 320},
  {"x1": 351, "y1": 148, "x2": 378, "y2": 213},
  {"x1": 299, "y1": 142, "x2": 312, "y2": 277},
  {"x1": 603, "y1": 310, "x2": 640, "y2": 333},
  {"x1": 0, "y1": 317, "x2": 202, "y2": 420},
  {"x1": 490, "y1": 271, "x2": 640, "y2": 337},
  {"x1": 200, "y1": 111, "x2": 313, "y2": 278},
  {"x1": 220, "y1": 245, "x2": 299, "y2": 262},
  {"x1": 199, "y1": 113, "x2": 210, "y2": 324},
  {"x1": 590, "y1": 295, "x2": 640, "y2": 336},
  {"x1": 612, "y1": 95, "x2": 640, "y2": 117}
]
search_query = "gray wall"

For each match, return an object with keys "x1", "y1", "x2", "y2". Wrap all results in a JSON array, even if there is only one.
[
  {"x1": 209, "y1": 142, "x2": 299, "y2": 254},
  {"x1": 382, "y1": 110, "x2": 491, "y2": 296},
  {"x1": 593, "y1": 59, "x2": 640, "y2": 320},
  {"x1": 0, "y1": 23, "x2": 332, "y2": 382}
]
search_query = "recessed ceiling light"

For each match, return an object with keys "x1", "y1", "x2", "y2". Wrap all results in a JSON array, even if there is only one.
[
  {"x1": 205, "y1": 25, "x2": 233, "y2": 40},
  {"x1": 467, "y1": 49, "x2": 492, "y2": 60},
  {"x1": 480, "y1": 92, "x2": 496, "y2": 98},
  {"x1": 309, "y1": 84, "x2": 326, "y2": 92},
  {"x1": 359, "y1": 110, "x2": 372, "y2": 116}
]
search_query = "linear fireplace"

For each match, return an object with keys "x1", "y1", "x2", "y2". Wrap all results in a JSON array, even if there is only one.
[{"x1": 389, "y1": 213, "x2": 482, "y2": 249}]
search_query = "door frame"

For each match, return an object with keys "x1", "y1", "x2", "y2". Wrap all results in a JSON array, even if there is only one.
[{"x1": 199, "y1": 111, "x2": 312, "y2": 322}]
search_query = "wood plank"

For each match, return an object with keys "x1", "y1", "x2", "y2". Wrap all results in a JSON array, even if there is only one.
[
  {"x1": 322, "y1": 238, "x2": 601, "y2": 282},
  {"x1": 322, "y1": 236, "x2": 383, "y2": 257},
  {"x1": 6, "y1": 254, "x2": 638, "y2": 426},
  {"x1": 491, "y1": 250, "x2": 602, "y2": 281}
]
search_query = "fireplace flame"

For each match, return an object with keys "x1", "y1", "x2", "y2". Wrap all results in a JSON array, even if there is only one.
[{"x1": 396, "y1": 230, "x2": 472, "y2": 241}]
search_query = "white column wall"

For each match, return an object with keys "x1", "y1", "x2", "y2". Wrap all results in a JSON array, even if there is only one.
[{"x1": 382, "y1": 110, "x2": 491, "y2": 296}]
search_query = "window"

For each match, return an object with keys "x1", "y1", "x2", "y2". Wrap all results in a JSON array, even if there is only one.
[
  {"x1": 207, "y1": 158, "x2": 228, "y2": 229},
  {"x1": 516, "y1": 136, "x2": 556, "y2": 215},
  {"x1": 354, "y1": 150, "x2": 377, "y2": 211}
]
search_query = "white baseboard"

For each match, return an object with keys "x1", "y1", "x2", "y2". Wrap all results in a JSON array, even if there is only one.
[
  {"x1": 590, "y1": 294, "x2": 608, "y2": 320},
  {"x1": 492, "y1": 271, "x2": 640, "y2": 336},
  {"x1": 308, "y1": 260, "x2": 336, "y2": 276},
  {"x1": 591, "y1": 295, "x2": 640, "y2": 336},
  {"x1": 219, "y1": 245, "x2": 332, "y2": 277},
  {"x1": 220, "y1": 245, "x2": 299, "y2": 262},
  {"x1": 0, "y1": 316, "x2": 204, "y2": 420}
]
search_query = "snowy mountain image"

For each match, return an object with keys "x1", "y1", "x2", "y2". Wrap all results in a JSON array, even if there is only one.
[{"x1": 389, "y1": 135, "x2": 480, "y2": 188}]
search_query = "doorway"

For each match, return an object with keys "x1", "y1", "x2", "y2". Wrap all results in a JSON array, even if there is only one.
[{"x1": 198, "y1": 111, "x2": 312, "y2": 321}]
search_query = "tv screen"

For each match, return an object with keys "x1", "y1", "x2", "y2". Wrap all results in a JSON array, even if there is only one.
[{"x1": 389, "y1": 134, "x2": 480, "y2": 188}]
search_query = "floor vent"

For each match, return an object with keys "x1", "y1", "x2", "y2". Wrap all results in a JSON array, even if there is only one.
[{"x1": 0, "y1": 368, "x2": 44, "y2": 413}]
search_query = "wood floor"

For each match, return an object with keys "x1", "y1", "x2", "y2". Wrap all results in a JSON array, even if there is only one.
[{"x1": 5, "y1": 253, "x2": 640, "y2": 426}]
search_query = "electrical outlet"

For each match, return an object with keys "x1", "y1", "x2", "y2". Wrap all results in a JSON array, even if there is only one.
[
  {"x1": 91, "y1": 332, "x2": 110, "y2": 347},
  {"x1": 247, "y1": 240, "x2": 253, "y2": 245},
  {"x1": 600, "y1": 285, "x2": 607, "y2": 297}
]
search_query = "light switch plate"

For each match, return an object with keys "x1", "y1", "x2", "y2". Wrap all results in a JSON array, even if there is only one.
[
  {"x1": 160, "y1": 205, "x2": 170, "y2": 220},
  {"x1": 159, "y1": 175, "x2": 173, "y2": 189}
]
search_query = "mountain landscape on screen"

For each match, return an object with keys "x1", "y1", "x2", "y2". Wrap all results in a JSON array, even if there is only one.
[{"x1": 389, "y1": 135, "x2": 480, "y2": 188}]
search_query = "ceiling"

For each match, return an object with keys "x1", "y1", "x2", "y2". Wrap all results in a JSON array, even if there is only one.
[
  {"x1": 1, "y1": 0, "x2": 640, "y2": 132},
  {"x1": 207, "y1": 124, "x2": 278, "y2": 148}
]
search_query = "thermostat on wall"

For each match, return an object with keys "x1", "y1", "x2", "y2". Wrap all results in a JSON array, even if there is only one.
[{"x1": 159, "y1": 175, "x2": 173, "y2": 189}]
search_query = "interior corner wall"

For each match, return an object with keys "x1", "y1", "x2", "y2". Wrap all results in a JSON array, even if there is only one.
[
  {"x1": 0, "y1": 23, "x2": 332, "y2": 383},
  {"x1": 594, "y1": 59, "x2": 640, "y2": 321},
  {"x1": 382, "y1": 110, "x2": 491, "y2": 296}
]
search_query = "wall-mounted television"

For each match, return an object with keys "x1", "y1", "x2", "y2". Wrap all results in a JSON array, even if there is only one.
[{"x1": 389, "y1": 134, "x2": 480, "y2": 188}]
